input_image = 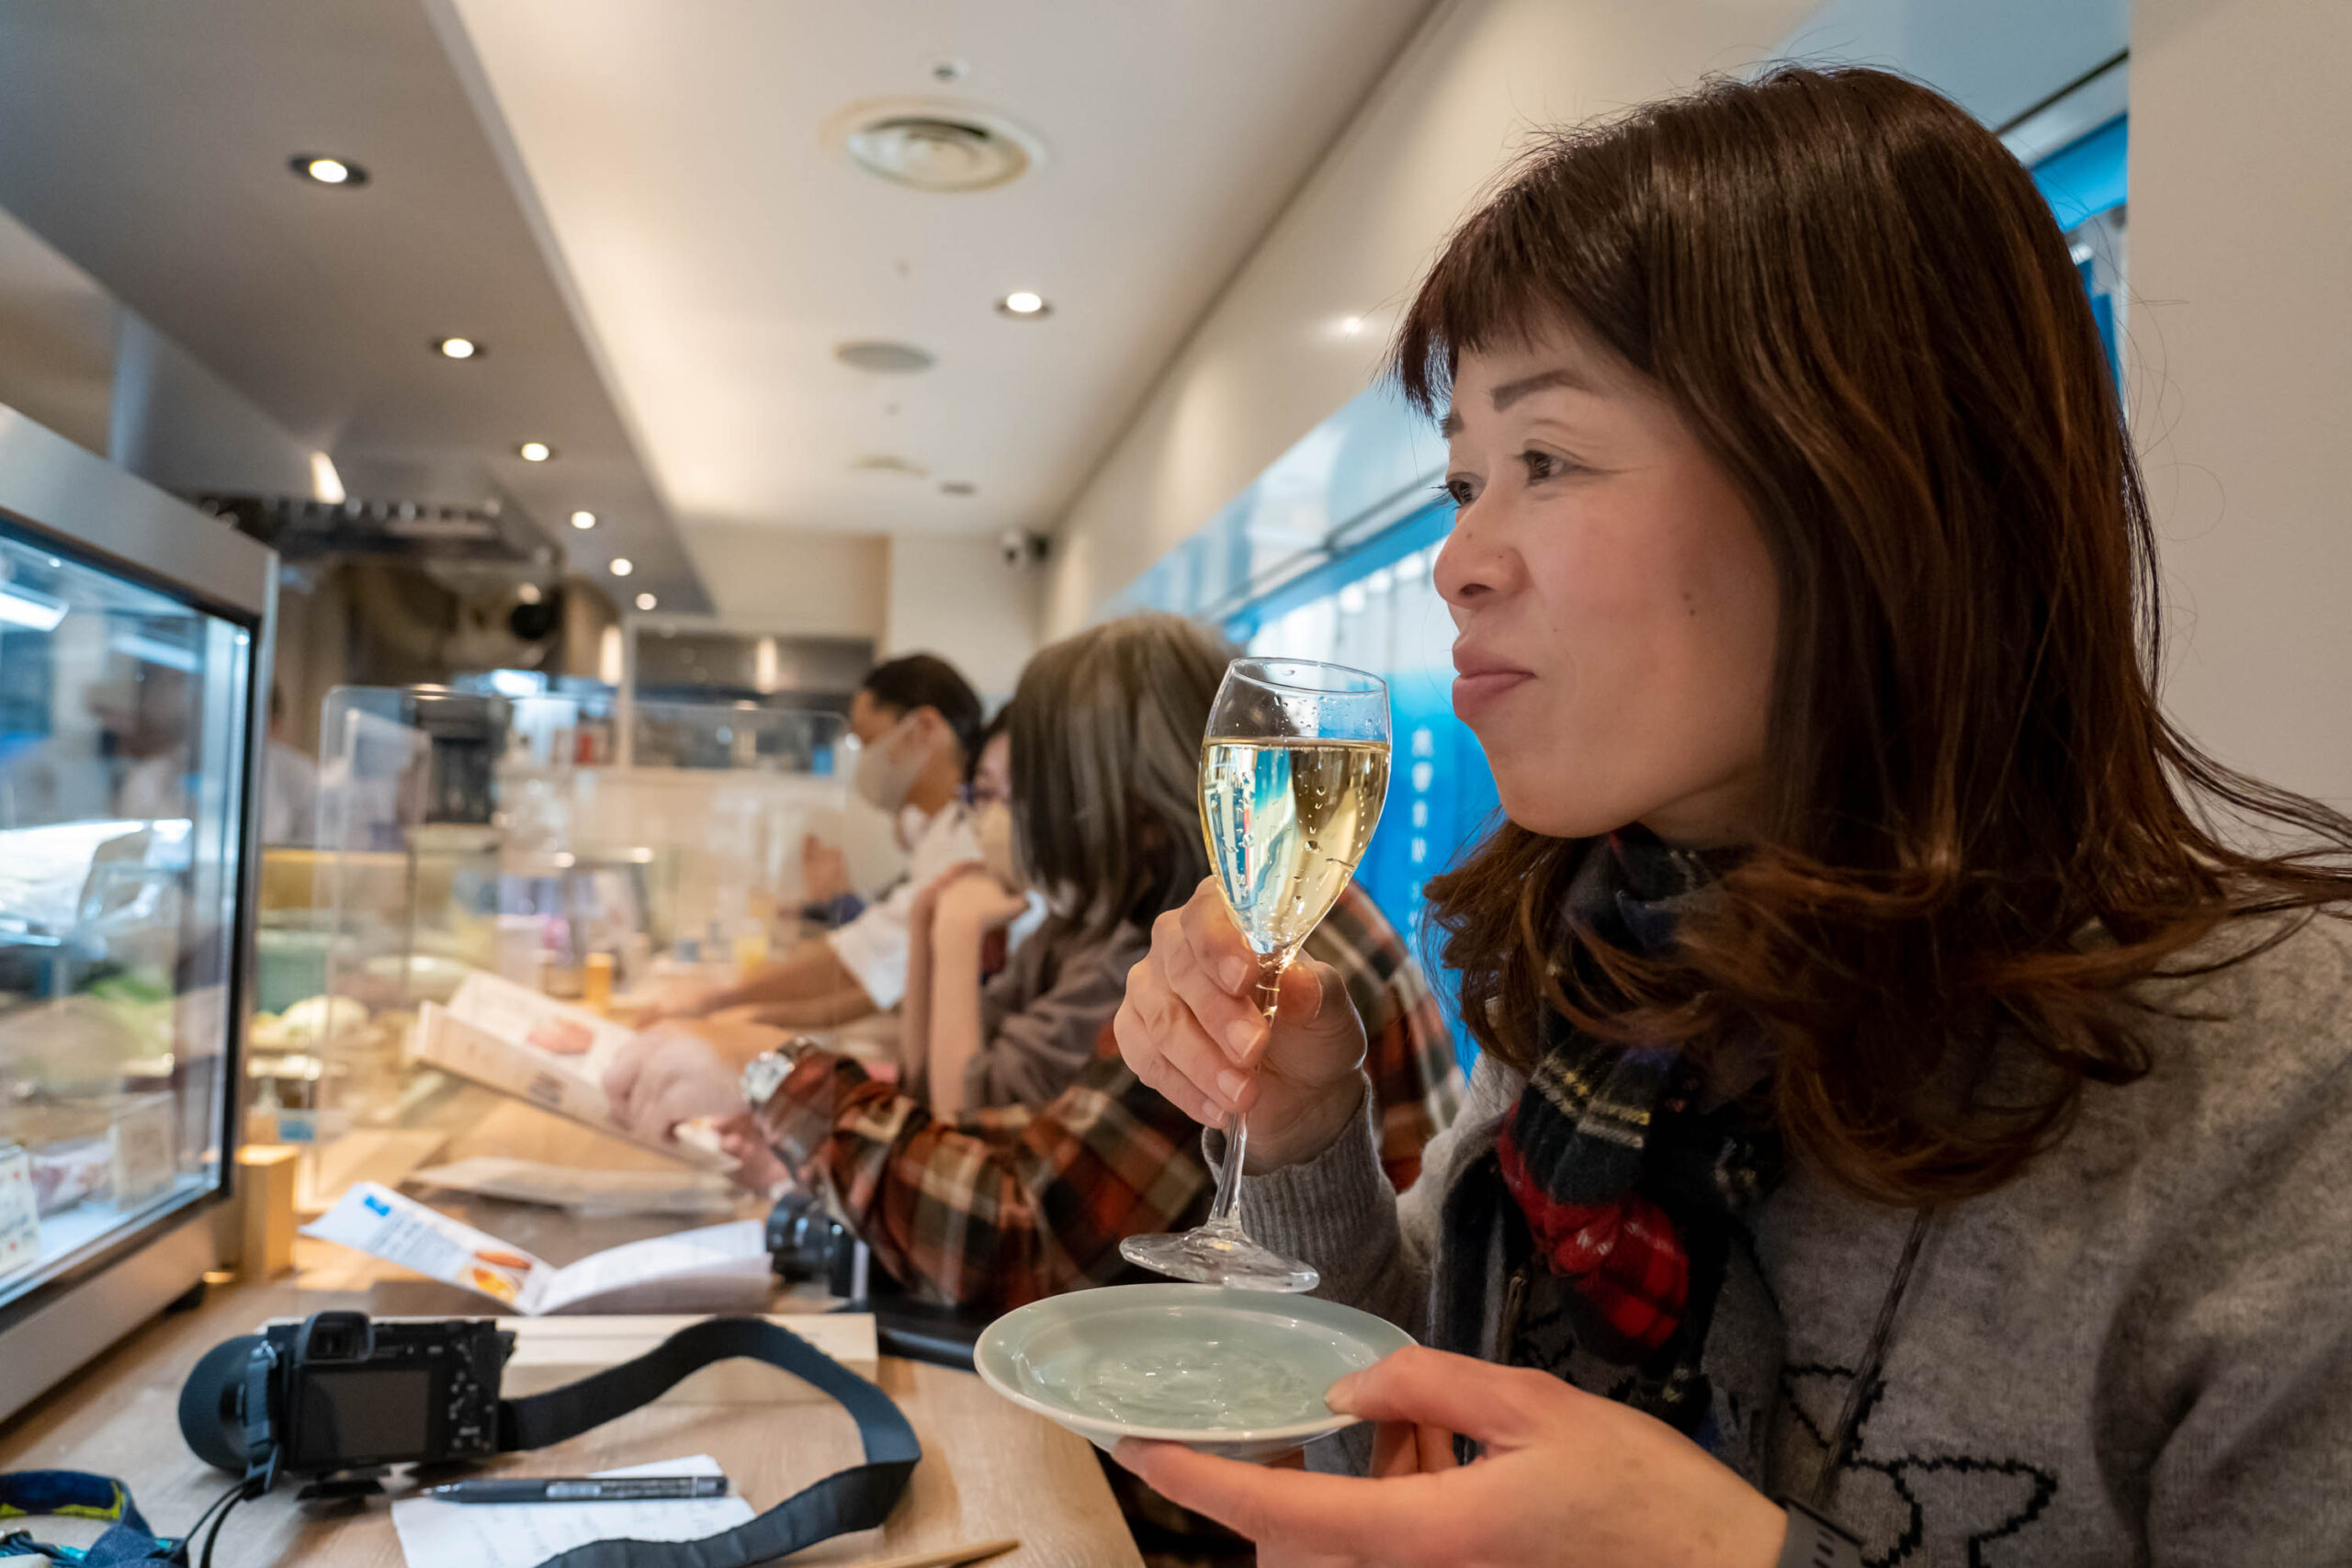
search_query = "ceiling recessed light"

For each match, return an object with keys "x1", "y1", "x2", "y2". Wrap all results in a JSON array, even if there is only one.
[
  {"x1": 997, "y1": 290, "x2": 1049, "y2": 318},
  {"x1": 435, "y1": 337, "x2": 481, "y2": 360},
  {"x1": 609, "y1": 558, "x2": 634, "y2": 578},
  {"x1": 570, "y1": 510, "x2": 596, "y2": 530},
  {"x1": 291, "y1": 154, "x2": 368, "y2": 186},
  {"x1": 635, "y1": 592, "x2": 657, "y2": 611},
  {"x1": 517, "y1": 442, "x2": 554, "y2": 462}
]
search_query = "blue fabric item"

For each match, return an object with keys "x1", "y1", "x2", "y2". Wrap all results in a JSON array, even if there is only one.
[{"x1": 0, "y1": 1471, "x2": 178, "y2": 1562}]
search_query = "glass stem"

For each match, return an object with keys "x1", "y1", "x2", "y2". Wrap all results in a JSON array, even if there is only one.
[{"x1": 1205, "y1": 953, "x2": 1290, "y2": 1229}]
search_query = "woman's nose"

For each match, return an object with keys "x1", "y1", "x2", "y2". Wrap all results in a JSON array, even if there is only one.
[{"x1": 1433, "y1": 497, "x2": 1511, "y2": 610}]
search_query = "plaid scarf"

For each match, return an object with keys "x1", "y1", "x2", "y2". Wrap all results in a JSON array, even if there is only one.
[{"x1": 1495, "y1": 829, "x2": 1781, "y2": 1401}]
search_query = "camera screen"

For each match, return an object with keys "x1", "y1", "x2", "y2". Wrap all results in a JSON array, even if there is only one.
[{"x1": 293, "y1": 1369, "x2": 433, "y2": 1465}]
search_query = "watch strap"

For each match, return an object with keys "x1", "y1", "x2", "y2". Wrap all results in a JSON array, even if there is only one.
[{"x1": 1777, "y1": 1498, "x2": 1864, "y2": 1568}]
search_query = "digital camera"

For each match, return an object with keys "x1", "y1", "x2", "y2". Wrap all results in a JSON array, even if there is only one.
[{"x1": 178, "y1": 1311, "x2": 511, "y2": 1488}]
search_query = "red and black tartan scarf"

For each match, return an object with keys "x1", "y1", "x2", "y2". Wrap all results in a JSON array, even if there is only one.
[{"x1": 1494, "y1": 829, "x2": 1778, "y2": 1371}]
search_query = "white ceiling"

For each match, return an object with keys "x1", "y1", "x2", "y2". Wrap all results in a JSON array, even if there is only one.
[
  {"x1": 436, "y1": 0, "x2": 1436, "y2": 542},
  {"x1": 0, "y1": 0, "x2": 710, "y2": 610}
]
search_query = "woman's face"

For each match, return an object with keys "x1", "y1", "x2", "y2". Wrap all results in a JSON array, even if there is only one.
[
  {"x1": 971, "y1": 731, "x2": 1012, "y2": 808},
  {"x1": 1435, "y1": 319, "x2": 1780, "y2": 846}
]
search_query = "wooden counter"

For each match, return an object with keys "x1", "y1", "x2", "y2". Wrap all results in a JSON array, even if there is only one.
[{"x1": 0, "y1": 1098, "x2": 1144, "y2": 1568}]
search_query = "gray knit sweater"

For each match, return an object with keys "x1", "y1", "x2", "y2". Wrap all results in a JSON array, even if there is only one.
[{"x1": 1243, "y1": 909, "x2": 2352, "y2": 1565}]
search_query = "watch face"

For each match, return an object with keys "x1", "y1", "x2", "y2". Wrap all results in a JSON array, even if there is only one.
[{"x1": 741, "y1": 1053, "x2": 792, "y2": 1111}]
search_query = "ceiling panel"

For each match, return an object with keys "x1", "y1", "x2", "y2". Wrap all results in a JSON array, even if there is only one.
[
  {"x1": 0, "y1": 0, "x2": 707, "y2": 610},
  {"x1": 437, "y1": 0, "x2": 1437, "y2": 539}
]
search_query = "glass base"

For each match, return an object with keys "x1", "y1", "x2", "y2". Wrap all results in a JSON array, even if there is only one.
[{"x1": 1119, "y1": 1219, "x2": 1319, "y2": 1292}]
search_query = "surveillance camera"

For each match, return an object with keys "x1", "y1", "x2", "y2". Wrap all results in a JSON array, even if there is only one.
[{"x1": 999, "y1": 529, "x2": 1050, "y2": 568}]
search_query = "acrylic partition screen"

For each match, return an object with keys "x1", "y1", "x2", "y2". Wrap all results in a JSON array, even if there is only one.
[{"x1": 0, "y1": 516, "x2": 254, "y2": 1312}]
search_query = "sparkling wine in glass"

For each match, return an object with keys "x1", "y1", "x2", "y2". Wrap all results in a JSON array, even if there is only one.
[{"x1": 1121, "y1": 658, "x2": 1390, "y2": 1292}]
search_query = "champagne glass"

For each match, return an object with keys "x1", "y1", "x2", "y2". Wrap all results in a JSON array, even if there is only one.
[{"x1": 1121, "y1": 657, "x2": 1391, "y2": 1292}]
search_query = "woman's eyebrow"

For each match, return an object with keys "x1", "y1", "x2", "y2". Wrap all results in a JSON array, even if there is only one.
[
  {"x1": 1490, "y1": 366, "x2": 1594, "y2": 410},
  {"x1": 1438, "y1": 366, "x2": 1597, "y2": 434}
]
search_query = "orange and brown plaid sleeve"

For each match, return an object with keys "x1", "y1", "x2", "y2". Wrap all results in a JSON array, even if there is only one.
[
  {"x1": 752, "y1": 884, "x2": 1461, "y2": 1313},
  {"x1": 754, "y1": 1043, "x2": 1211, "y2": 1315},
  {"x1": 1308, "y1": 884, "x2": 1464, "y2": 1191}
]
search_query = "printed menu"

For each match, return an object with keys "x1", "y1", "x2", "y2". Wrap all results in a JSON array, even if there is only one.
[
  {"x1": 412, "y1": 972, "x2": 732, "y2": 1171},
  {"x1": 301, "y1": 1181, "x2": 772, "y2": 1315}
]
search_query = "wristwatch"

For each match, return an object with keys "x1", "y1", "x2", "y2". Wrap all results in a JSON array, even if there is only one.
[
  {"x1": 739, "y1": 1037, "x2": 819, "y2": 1112},
  {"x1": 1776, "y1": 1500, "x2": 1863, "y2": 1568}
]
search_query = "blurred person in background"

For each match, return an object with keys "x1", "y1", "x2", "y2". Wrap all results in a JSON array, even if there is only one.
[
  {"x1": 260, "y1": 684, "x2": 319, "y2": 847},
  {"x1": 639, "y1": 651, "x2": 983, "y2": 1030},
  {"x1": 602, "y1": 613, "x2": 1465, "y2": 1314}
]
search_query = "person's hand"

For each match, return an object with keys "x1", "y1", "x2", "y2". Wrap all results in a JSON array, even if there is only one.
[
  {"x1": 1114, "y1": 1346, "x2": 1786, "y2": 1568},
  {"x1": 802, "y1": 833, "x2": 853, "y2": 904},
  {"x1": 716, "y1": 1111, "x2": 792, "y2": 1194},
  {"x1": 933, "y1": 863, "x2": 1030, "y2": 937},
  {"x1": 602, "y1": 1024, "x2": 741, "y2": 1141},
  {"x1": 1113, "y1": 876, "x2": 1368, "y2": 1171}
]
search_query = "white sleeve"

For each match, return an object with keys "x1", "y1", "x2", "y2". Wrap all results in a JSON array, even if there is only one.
[{"x1": 825, "y1": 878, "x2": 916, "y2": 1010}]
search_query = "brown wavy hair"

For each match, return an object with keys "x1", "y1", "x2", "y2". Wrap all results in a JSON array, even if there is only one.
[
  {"x1": 1408, "y1": 65, "x2": 2352, "y2": 1206},
  {"x1": 1007, "y1": 613, "x2": 1232, "y2": 939}
]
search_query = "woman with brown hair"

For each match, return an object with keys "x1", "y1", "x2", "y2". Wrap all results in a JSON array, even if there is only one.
[
  {"x1": 605, "y1": 613, "x2": 1464, "y2": 1315},
  {"x1": 1113, "y1": 65, "x2": 2352, "y2": 1567}
]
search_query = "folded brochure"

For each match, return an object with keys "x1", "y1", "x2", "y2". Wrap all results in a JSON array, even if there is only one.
[
  {"x1": 413, "y1": 970, "x2": 732, "y2": 1171},
  {"x1": 302, "y1": 1181, "x2": 771, "y2": 1315}
]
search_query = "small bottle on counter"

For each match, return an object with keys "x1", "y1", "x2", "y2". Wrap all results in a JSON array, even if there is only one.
[{"x1": 582, "y1": 951, "x2": 615, "y2": 1013}]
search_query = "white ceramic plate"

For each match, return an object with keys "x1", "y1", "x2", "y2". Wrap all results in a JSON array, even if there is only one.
[{"x1": 976, "y1": 1282, "x2": 1414, "y2": 1461}]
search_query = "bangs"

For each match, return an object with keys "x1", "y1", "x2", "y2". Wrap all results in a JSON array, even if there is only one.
[{"x1": 1388, "y1": 121, "x2": 1655, "y2": 418}]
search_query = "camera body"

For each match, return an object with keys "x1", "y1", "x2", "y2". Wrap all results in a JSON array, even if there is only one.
[
  {"x1": 766, "y1": 1190, "x2": 868, "y2": 1298},
  {"x1": 180, "y1": 1311, "x2": 512, "y2": 1485}
]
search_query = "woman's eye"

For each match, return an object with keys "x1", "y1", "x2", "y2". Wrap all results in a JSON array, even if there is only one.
[
  {"x1": 1521, "y1": 449, "x2": 1561, "y2": 482},
  {"x1": 1442, "y1": 475, "x2": 1478, "y2": 506}
]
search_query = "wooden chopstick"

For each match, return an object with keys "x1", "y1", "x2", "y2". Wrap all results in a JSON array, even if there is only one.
[{"x1": 840, "y1": 1539, "x2": 1020, "y2": 1568}]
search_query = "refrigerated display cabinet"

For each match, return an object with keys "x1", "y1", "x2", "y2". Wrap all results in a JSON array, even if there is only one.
[{"x1": 0, "y1": 407, "x2": 274, "y2": 1421}]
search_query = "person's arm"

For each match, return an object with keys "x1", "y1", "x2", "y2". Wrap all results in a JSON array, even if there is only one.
[
  {"x1": 752, "y1": 1041, "x2": 1213, "y2": 1314},
  {"x1": 694, "y1": 939, "x2": 871, "y2": 1018},
  {"x1": 925, "y1": 872, "x2": 1034, "y2": 1116}
]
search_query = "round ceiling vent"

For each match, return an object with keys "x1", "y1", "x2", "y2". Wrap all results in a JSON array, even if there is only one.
[
  {"x1": 824, "y1": 98, "x2": 1045, "y2": 194},
  {"x1": 849, "y1": 454, "x2": 929, "y2": 479},
  {"x1": 834, "y1": 340, "x2": 935, "y2": 373}
]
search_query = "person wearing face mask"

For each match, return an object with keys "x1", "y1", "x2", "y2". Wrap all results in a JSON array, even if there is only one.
[
  {"x1": 633, "y1": 653, "x2": 984, "y2": 1033},
  {"x1": 600, "y1": 614, "x2": 1465, "y2": 1316}
]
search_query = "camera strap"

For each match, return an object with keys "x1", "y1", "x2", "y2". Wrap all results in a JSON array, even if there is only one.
[{"x1": 494, "y1": 1315, "x2": 921, "y2": 1568}]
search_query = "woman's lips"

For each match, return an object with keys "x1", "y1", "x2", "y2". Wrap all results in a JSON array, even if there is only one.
[{"x1": 1451, "y1": 649, "x2": 1533, "y2": 723}]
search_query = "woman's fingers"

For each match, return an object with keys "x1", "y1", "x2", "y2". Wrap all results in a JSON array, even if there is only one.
[
  {"x1": 1324, "y1": 1347, "x2": 1545, "y2": 1449},
  {"x1": 1113, "y1": 1441, "x2": 1452, "y2": 1562},
  {"x1": 1161, "y1": 904, "x2": 1264, "y2": 1067},
  {"x1": 1113, "y1": 993, "x2": 1229, "y2": 1125}
]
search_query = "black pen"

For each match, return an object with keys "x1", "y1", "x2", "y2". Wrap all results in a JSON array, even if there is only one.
[{"x1": 422, "y1": 1475, "x2": 730, "y2": 1504}]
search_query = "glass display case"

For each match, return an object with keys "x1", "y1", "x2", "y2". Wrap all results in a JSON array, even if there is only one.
[
  {"x1": 263, "y1": 686, "x2": 854, "y2": 1145},
  {"x1": 0, "y1": 407, "x2": 274, "y2": 1421}
]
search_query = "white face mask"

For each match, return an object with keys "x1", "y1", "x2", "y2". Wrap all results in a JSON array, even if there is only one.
[
  {"x1": 976, "y1": 800, "x2": 1026, "y2": 892},
  {"x1": 852, "y1": 713, "x2": 929, "y2": 815}
]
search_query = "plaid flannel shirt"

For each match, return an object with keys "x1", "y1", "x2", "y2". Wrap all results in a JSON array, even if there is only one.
[{"x1": 753, "y1": 883, "x2": 1463, "y2": 1315}]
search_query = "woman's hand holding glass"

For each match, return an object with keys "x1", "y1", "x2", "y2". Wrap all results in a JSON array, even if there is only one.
[
  {"x1": 1115, "y1": 1345, "x2": 1785, "y2": 1568},
  {"x1": 1114, "y1": 875, "x2": 1371, "y2": 1174}
]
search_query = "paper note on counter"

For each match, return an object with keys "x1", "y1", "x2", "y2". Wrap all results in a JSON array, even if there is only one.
[
  {"x1": 391, "y1": 1454, "x2": 752, "y2": 1568},
  {"x1": 301, "y1": 1181, "x2": 772, "y2": 1314}
]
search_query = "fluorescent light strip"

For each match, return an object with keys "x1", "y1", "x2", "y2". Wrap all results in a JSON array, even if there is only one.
[{"x1": 0, "y1": 582, "x2": 70, "y2": 631}]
